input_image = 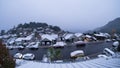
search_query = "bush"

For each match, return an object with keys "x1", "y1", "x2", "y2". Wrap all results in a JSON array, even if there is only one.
[
  {"x1": 0, "y1": 39, "x2": 15, "y2": 68},
  {"x1": 47, "y1": 48, "x2": 62, "y2": 61}
]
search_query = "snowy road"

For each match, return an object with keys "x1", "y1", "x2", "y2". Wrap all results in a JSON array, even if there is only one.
[{"x1": 9, "y1": 41, "x2": 113, "y2": 61}]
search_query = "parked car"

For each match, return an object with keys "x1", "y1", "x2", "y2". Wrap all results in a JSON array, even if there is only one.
[
  {"x1": 14, "y1": 53, "x2": 22, "y2": 59},
  {"x1": 70, "y1": 50, "x2": 84, "y2": 59},
  {"x1": 22, "y1": 53, "x2": 35, "y2": 60}
]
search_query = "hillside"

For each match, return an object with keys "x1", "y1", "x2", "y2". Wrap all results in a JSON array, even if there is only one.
[
  {"x1": 7, "y1": 22, "x2": 63, "y2": 34},
  {"x1": 95, "y1": 17, "x2": 120, "y2": 33}
]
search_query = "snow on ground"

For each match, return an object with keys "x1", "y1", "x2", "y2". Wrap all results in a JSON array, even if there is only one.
[
  {"x1": 16, "y1": 54, "x2": 120, "y2": 68},
  {"x1": 16, "y1": 59, "x2": 28, "y2": 67}
]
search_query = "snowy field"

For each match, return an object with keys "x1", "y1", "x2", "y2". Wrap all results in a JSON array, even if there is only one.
[{"x1": 16, "y1": 53, "x2": 120, "y2": 68}]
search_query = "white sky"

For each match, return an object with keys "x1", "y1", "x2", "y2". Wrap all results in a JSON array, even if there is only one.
[{"x1": 0, "y1": 0, "x2": 120, "y2": 32}]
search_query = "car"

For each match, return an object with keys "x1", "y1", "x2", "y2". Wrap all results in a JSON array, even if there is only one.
[
  {"x1": 70, "y1": 50, "x2": 84, "y2": 59},
  {"x1": 22, "y1": 53, "x2": 35, "y2": 60},
  {"x1": 14, "y1": 53, "x2": 22, "y2": 59}
]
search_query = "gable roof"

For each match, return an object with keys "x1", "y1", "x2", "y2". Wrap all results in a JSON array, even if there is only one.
[
  {"x1": 64, "y1": 34, "x2": 76, "y2": 39},
  {"x1": 41, "y1": 34, "x2": 58, "y2": 41},
  {"x1": 74, "y1": 33, "x2": 83, "y2": 37}
]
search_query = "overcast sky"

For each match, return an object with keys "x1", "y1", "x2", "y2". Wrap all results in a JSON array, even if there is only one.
[{"x1": 0, "y1": 0, "x2": 120, "y2": 32}]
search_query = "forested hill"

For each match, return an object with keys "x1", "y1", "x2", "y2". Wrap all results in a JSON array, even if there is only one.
[
  {"x1": 8, "y1": 22, "x2": 63, "y2": 34},
  {"x1": 95, "y1": 17, "x2": 120, "y2": 33}
]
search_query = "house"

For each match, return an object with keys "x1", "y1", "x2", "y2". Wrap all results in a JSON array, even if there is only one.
[
  {"x1": 23, "y1": 35, "x2": 33, "y2": 42},
  {"x1": 57, "y1": 36, "x2": 65, "y2": 41},
  {"x1": 83, "y1": 35, "x2": 92, "y2": 42},
  {"x1": 64, "y1": 33, "x2": 77, "y2": 43},
  {"x1": 1, "y1": 35, "x2": 11, "y2": 44},
  {"x1": 57, "y1": 32, "x2": 65, "y2": 42},
  {"x1": 7, "y1": 37, "x2": 16, "y2": 45},
  {"x1": 15, "y1": 37, "x2": 25, "y2": 45},
  {"x1": 94, "y1": 33, "x2": 107, "y2": 40},
  {"x1": 74, "y1": 33, "x2": 83, "y2": 41},
  {"x1": 41, "y1": 34, "x2": 58, "y2": 46}
]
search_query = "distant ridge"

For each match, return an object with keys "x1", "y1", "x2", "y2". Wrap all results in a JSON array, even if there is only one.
[{"x1": 95, "y1": 17, "x2": 120, "y2": 33}]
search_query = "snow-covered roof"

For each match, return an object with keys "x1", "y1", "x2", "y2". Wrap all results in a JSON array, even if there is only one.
[
  {"x1": 15, "y1": 35, "x2": 33, "y2": 42},
  {"x1": 29, "y1": 42, "x2": 39, "y2": 48},
  {"x1": 27, "y1": 42, "x2": 39, "y2": 48},
  {"x1": 64, "y1": 34, "x2": 75, "y2": 39},
  {"x1": 29, "y1": 42, "x2": 36, "y2": 45},
  {"x1": 74, "y1": 33, "x2": 83, "y2": 37},
  {"x1": 104, "y1": 33, "x2": 110, "y2": 36},
  {"x1": 53, "y1": 42, "x2": 66, "y2": 46},
  {"x1": 15, "y1": 38, "x2": 25, "y2": 42},
  {"x1": 70, "y1": 50, "x2": 84, "y2": 57},
  {"x1": 0, "y1": 36, "x2": 2, "y2": 39},
  {"x1": 41, "y1": 34, "x2": 58, "y2": 41},
  {"x1": 7, "y1": 38, "x2": 16, "y2": 44},
  {"x1": 11, "y1": 34, "x2": 17, "y2": 37},
  {"x1": 17, "y1": 56, "x2": 120, "y2": 68},
  {"x1": 0, "y1": 35, "x2": 10, "y2": 39},
  {"x1": 94, "y1": 33, "x2": 108, "y2": 37},
  {"x1": 74, "y1": 41, "x2": 84, "y2": 43},
  {"x1": 85, "y1": 35, "x2": 92, "y2": 38},
  {"x1": 9, "y1": 40, "x2": 15, "y2": 44},
  {"x1": 25, "y1": 35, "x2": 33, "y2": 40},
  {"x1": 94, "y1": 34, "x2": 105, "y2": 37}
]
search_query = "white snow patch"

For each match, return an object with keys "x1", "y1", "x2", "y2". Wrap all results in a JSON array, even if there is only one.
[{"x1": 17, "y1": 57, "x2": 120, "y2": 68}]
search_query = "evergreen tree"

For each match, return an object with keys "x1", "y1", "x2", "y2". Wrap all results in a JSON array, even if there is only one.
[
  {"x1": 47, "y1": 47, "x2": 62, "y2": 61},
  {"x1": 0, "y1": 39, "x2": 15, "y2": 68},
  {"x1": 53, "y1": 26, "x2": 61, "y2": 32}
]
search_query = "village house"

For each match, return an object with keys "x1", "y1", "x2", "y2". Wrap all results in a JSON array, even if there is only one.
[
  {"x1": 64, "y1": 33, "x2": 77, "y2": 43},
  {"x1": 40, "y1": 34, "x2": 58, "y2": 46},
  {"x1": 74, "y1": 33, "x2": 83, "y2": 41}
]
